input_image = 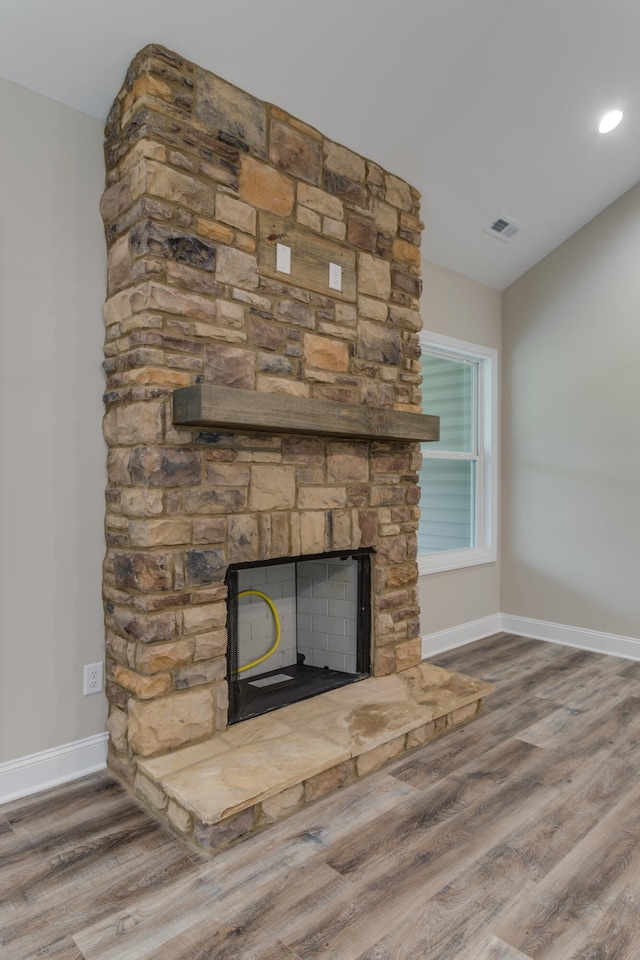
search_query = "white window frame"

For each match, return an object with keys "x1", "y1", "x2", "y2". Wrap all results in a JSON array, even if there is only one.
[{"x1": 418, "y1": 331, "x2": 498, "y2": 575}]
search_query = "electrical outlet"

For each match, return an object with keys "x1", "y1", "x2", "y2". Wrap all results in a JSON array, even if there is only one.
[{"x1": 83, "y1": 662, "x2": 104, "y2": 696}]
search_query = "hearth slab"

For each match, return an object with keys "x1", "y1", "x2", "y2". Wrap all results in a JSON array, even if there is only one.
[{"x1": 138, "y1": 663, "x2": 493, "y2": 840}]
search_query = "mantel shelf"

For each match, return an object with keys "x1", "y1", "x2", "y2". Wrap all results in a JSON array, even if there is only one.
[{"x1": 172, "y1": 384, "x2": 439, "y2": 443}]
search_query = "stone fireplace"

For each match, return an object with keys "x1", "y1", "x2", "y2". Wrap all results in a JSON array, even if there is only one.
[{"x1": 100, "y1": 45, "x2": 491, "y2": 852}]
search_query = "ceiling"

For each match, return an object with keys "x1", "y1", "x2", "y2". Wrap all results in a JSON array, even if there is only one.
[{"x1": 2, "y1": 0, "x2": 640, "y2": 290}]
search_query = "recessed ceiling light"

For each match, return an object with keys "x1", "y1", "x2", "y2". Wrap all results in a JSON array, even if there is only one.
[{"x1": 597, "y1": 109, "x2": 623, "y2": 135}]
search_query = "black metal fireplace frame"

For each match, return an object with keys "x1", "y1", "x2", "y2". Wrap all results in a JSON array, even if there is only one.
[{"x1": 225, "y1": 548, "x2": 373, "y2": 724}]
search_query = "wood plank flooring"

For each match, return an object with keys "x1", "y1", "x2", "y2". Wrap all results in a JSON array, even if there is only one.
[{"x1": 4, "y1": 633, "x2": 640, "y2": 959}]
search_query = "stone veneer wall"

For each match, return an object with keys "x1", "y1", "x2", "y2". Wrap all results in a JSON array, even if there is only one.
[{"x1": 101, "y1": 44, "x2": 425, "y2": 784}]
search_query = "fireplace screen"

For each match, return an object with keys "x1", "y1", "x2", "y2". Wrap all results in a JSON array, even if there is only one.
[{"x1": 226, "y1": 549, "x2": 372, "y2": 724}]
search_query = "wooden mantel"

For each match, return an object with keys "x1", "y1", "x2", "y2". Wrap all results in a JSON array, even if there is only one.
[{"x1": 173, "y1": 385, "x2": 439, "y2": 443}]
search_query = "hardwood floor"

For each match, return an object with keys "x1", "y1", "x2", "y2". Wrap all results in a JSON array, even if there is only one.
[{"x1": 3, "y1": 633, "x2": 640, "y2": 959}]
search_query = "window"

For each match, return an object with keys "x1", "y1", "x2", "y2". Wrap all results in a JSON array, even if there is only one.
[{"x1": 418, "y1": 332, "x2": 497, "y2": 574}]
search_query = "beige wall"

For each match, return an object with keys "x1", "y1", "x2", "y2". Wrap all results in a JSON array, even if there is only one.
[
  {"x1": 502, "y1": 181, "x2": 640, "y2": 638},
  {"x1": 419, "y1": 260, "x2": 501, "y2": 635},
  {"x1": 0, "y1": 79, "x2": 106, "y2": 762}
]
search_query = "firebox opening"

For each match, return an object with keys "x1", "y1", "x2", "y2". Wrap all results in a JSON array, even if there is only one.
[{"x1": 226, "y1": 549, "x2": 372, "y2": 724}]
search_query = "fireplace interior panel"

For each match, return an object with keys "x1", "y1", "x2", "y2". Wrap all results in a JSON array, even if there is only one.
[{"x1": 227, "y1": 552, "x2": 371, "y2": 724}]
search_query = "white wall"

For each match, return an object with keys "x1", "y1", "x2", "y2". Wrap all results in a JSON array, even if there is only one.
[
  {"x1": 0, "y1": 79, "x2": 106, "y2": 762},
  {"x1": 419, "y1": 260, "x2": 501, "y2": 635},
  {"x1": 502, "y1": 181, "x2": 640, "y2": 639}
]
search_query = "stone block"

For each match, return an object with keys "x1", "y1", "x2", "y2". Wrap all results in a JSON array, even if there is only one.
[
  {"x1": 297, "y1": 183, "x2": 343, "y2": 220},
  {"x1": 394, "y1": 637, "x2": 422, "y2": 672},
  {"x1": 195, "y1": 69, "x2": 267, "y2": 156},
  {"x1": 128, "y1": 687, "x2": 215, "y2": 756},
  {"x1": 107, "y1": 706, "x2": 128, "y2": 752},
  {"x1": 392, "y1": 268, "x2": 422, "y2": 299},
  {"x1": 322, "y1": 218, "x2": 347, "y2": 240},
  {"x1": 257, "y1": 353, "x2": 295, "y2": 377},
  {"x1": 204, "y1": 344, "x2": 255, "y2": 389},
  {"x1": 282, "y1": 436, "x2": 324, "y2": 464},
  {"x1": 239, "y1": 156, "x2": 294, "y2": 216},
  {"x1": 385, "y1": 174, "x2": 413, "y2": 211},
  {"x1": 135, "y1": 771, "x2": 169, "y2": 811},
  {"x1": 357, "y1": 319, "x2": 402, "y2": 366},
  {"x1": 103, "y1": 400, "x2": 164, "y2": 446},
  {"x1": 100, "y1": 176, "x2": 133, "y2": 222},
  {"x1": 107, "y1": 234, "x2": 132, "y2": 294},
  {"x1": 193, "y1": 629, "x2": 227, "y2": 661},
  {"x1": 275, "y1": 299, "x2": 314, "y2": 328},
  {"x1": 216, "y1": 247, "x2": 259, "y2": 289},
  {"x1": 120, "y1": 487, "x2": 164, "y2": 517},
  {"x1": 327, "y1": 443, "x2": 369, "y2": 483},
  {"x1": 129, "y1": 519, "x2": 192, "y2": 547},
  {"x1": 358, "y1": 253, "x2": 391, "y2": 300},
  {"x1": 330, "y1": 509, "x2": 352, "y2": 550},
  {"x1": 185, "y1": 548, "x2": 226, "y2": 586},
  {"x1": 348, "y1": 216, "x2": 377, "y2": 252},
  {"x1": 260, "y1": 783, "x2": 304, "y2": 825},
  {"x1": 298, "y1": 486, "x2": 346, "y2": 509},
  {"x1": 136, "y1": 638, "x2": 193, "y2": 674},
  {"x1": 447, "y1": 701, "x2": 481, "y2": 727},
  {"x1": 193, "y1": 807, "x2": 256, "y2": 852},
  {"x1": 197, "y1": 217, "x2": 234, "y2": 245},
  {"x1": 251, "y1": 318, "x2": 285, "y2": 351},
  {"x1": 131, "y1": 159, "x2": 215, "y2": 217},
  {"x1": 130, "y1": 221, "x2": 216, "y2": 271},
  {"x1": 372, "y1": 200, "x2": 398, "y2": 236},
  {"x1": 131, "y1": 281, "x2": 218, "y2": 323},
  {"x1": 204, "y1": 462, "x2": 251, "y2": 487},
  {"x1": 392, "y1": 237, "x2": 421, "y2": 266},
  {"x1": 129, "y1": 448, "x2": 202, "y2": 487},
  {"x1": 361, "y1": 382, "x2": 395, "y2": 407},
  {"x1": 335, "y1": 302, "x2": 357, "y2": 327},
  {"x1": 173, "y1": 657, "x2": 226, "y2": 689},
  {"x1": 388, "y1": 305, "x2": 422, "y2": 331},
  {"x1": 182, "y1": 602, "x2": 227, "y2": 634},
  {"x1": 113, "y1": 608, "x2": 177, "y2": 644},
  {"x1": 228, "y1": 514, "x2": 259, "y2": 563},
  {"x1": 270, "y1": 121, "x2": 321, "y2": 184},
  {"x1": 215, "y1": 194, "x2": 256, "y2": 235},
  {"x1": 356, "y1": 736, "x2": 406, "y2": 777},
  {"x1": 184, "y1": 488, "x2": 248, "y2": 514},
  {"x1": 324, "y1": 141, "x2": 365, "y2": 182},
  {"x1": 303, "y1": 333, "x2": 349, "y2": 372},
  {"x1": 167, "y1": 799, "x2": 192, "y2": 835},
  {"x1": 299, "y1": 511, "x2": 325, "y2": 554},
  {"x1": 358, "y1": 296, "x2": 388, "y2": 322},
  {"x1": 113, "y1": 551, "x2": 173, "y2": 593},
  {"x1": 249, "y1": 465, "x2": 296, "y2": 511},
  {"x1": 113, "y1": 663, "x2": 172, "y2": 699},
  {"x1": 305, "y1": 760, "x2": 355, "y2": 802},
  {"x1": 406, "y1": 718, "x2": 444, "y2": 749},
  {"x1": 297, "y1": 206, "x2": 322, "y2": 232},
  {"x1": 325, "y1": 171, "x2": 367, "y2": 207},
  {"x1": 193, "y1": 518, "x2": 227, "y2": 544}
]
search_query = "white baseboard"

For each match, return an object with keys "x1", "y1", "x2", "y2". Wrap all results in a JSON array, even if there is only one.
[
  {"x1": 422, "y1": 614, "x2": 503, "y2": 658},
  {"x1": 500, "y1": 614, "x2": 640, "y2": 661},
  {"x1": 0, "y1": 733, "x2": 108, "y2": 806}
]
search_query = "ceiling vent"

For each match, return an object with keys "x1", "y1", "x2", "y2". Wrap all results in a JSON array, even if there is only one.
[{"x1": 484, "y1": 216, "x2": 522, "y2": 242}]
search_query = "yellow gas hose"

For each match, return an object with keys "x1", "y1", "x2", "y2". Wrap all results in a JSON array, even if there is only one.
[{"x1": 237, "y1": 589, "x2": 282, "y2": 673}]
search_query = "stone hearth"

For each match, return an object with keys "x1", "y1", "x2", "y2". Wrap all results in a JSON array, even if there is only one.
[{"x1": 100, "y1": 44, "x2": 490, "y2": 853}]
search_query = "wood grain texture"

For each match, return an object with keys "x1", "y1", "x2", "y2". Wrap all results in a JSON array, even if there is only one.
[
  {"x1": 258, "y1": 214, "x2": 357, "y2": 302},
  {"x1": 5, "y1": 635, "x2": 640, "y2": 959},
  {"x1": 172, "y1": 383, "x2": 440, "y2": 442}
]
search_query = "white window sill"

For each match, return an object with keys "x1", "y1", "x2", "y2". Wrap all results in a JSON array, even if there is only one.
[{"x1": 418, "y1": 548, "x2": 497, "y2": 576}]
